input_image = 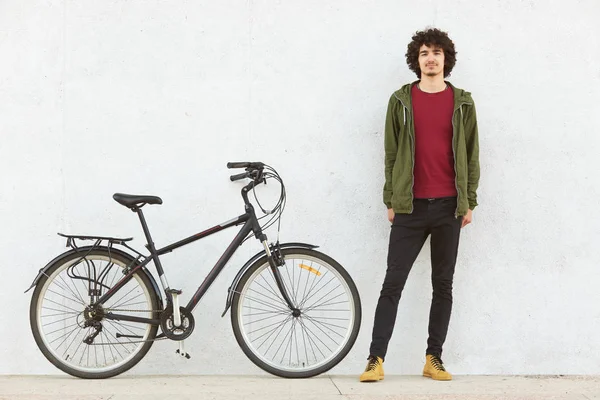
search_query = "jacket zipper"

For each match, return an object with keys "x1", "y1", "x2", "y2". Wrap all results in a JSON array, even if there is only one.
[
  {"x1": 408, "y1": 105, "x2": 414, "y2": 213},
  {"x1": 451, "y1": 101, "x2": 471, "y2": 218},
  {"x1": 397, "y1": 96, "x2": 415, "y2": 214}
]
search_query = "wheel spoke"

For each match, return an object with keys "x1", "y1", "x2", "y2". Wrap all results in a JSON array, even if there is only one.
[
  {"x1": 108, "y1": 286, "x2": 140, "y2": 310},
  {"x1": 303, "y1": 315, "x2": 347, "y2": 338},
  {"x1": 256, "y1": 315, "x2": 293, "y2": 350},
  {"x1": 42, "y1": 314, "x2": 77, "y2": 328},
  {"x1": 297, "y1": 263, "x2": 325, "y2": 308},
  {"x1": 43, "y1": 298, "x2": 82, "y2": 314},
  {"x1": 243, "y1": 312, "x2": 288, "y2": 326},
  {"x1": 303, "y1": 291, "x2": 347, "y2": 313},
  {"x1": 42, "y1": 306, "x2": 81, "y2": 315},
  {"x1": 305, "y1": 315, "x2": 349, "y2": 321},
  {"x1": 246, "y1": 316, "x2": 290, "y2": 336},
  {"x1": 73, "y1": 328, "x2": 89, "y2": 365},
  {"x1": 107, "y1": 319, "x2": 147, "y2": 335},
  {"x1": 259, "y1": 274, "x2": 286, "y2": 304},
  {"x1": 248, "y1": 287, "x2": 288, "y2": 307},
  {"x1": 61, "y1": 328, "x2": 85, "y2": 360},
  {"x1": 238, "y1": 292, "x2": 290, "y2": 313},
  {"x1": 299, "y1": 319, "x2": 314, "y2": 365},
  {"x1": 298, "y1": 275, "x2": 335, "y2": 309},
  {"x1": 103, "y1": 324, "x2": 135, "y2": 353},
  {"x1": 268, "y1": 318, "x2": 295, "y2": 359},
  {"x1": 101, "y1": 331, "x2": 124, "y2": 360},
  {"x1": 305, "y1": 300, "x2": 350, "y2": 313},
  {"x1": 277, "y1": 319, "x2": 296, "y2": 364},
  {"x1": 110, "y1": 299, "x2": 149, "y2": 308},
  {"x1": 46, "y1": 287, "x2": 84, "y2": 306},
  {"x1": 297, "y1": 318, "x2": 327, "y2": 358},
  {"x1": 242, "y1": 305, "x2": 289, "y2": 315},
  {"x1": 108, "y1": 265, "x2": 121, "y2": 291},
  {"x1": 291, "y1": 319, "x2": 299, "y2": 367},
  {"x1": 101, "y1": 331, "x2": 118, "y2": 362},
  {"x1": 243, "y1": 311, "x2": 287, "y2": 317},
  {"x1": 110, "y1": 292, "x2": 145, "y2": 309},
  {"x1": 45, "y1": 321, "x2": 81, "y2": 337},
  {"x1": 51, "y1": 324, "x2": 80, "y2": 347},
  {"x1": 56, "y1": 275, "x2": 87, "y2": 305}
]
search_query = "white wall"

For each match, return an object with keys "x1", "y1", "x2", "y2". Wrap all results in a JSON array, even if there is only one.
[{"x1": 1, "y1": 0, "x2": 599, "y2": 376}]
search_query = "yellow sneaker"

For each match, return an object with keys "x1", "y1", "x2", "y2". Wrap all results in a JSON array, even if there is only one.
[
  {"x1": 359, "y1": 355, "x2": 384, "y2": 382},
  {"x1": 423, "y1": 354, "x2": 452, "y2": 381}
]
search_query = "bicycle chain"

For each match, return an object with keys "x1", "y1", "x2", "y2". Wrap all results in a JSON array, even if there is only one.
[
  {"x1": 86, "y1": 308, "x2": 166, "y2": 345},
  {"x1": 88, "y1": 336, "x2": 168, "y2": 345}
]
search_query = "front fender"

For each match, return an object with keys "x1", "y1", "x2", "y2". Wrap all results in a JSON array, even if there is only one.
[
  {"x1": 24, "y1": 246, "x2": 163, "y2": 310},
  {"x1": 220, "y1": 242, "x2": 318, "y2": 317}
]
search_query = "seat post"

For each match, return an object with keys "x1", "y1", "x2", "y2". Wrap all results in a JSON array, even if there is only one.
[{"x1": 134, "y1": 207, "x2": 167, "y2": 278}]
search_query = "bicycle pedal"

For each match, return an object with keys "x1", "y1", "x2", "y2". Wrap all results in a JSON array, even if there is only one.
[
  {"x1": 176, "y1": 341, "x2": 191, "y2": 359},
  {"x1": 175, "y1": 349, "x2": 191, "y2": 359},
  {"x1": 166, "y1": 288, "x2": 182, "y2": 295}
]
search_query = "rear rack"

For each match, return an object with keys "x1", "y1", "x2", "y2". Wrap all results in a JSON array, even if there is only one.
[
  {"x1": 55, "y1": 233, "x2": 148, "y2": 300},
  {"x1": 57, "y1": 233, "x2": 146, "y2": 261},
  {"x1": 58, "y1": 233, "x2": 133, "y2": 246}
]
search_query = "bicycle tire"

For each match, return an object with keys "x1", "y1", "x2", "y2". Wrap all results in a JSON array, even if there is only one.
[
  {"x1": 29, "y1": 248, "x2": 160, "y2": 379},
  {"x1": 230, "y1": 248, "x2": 361, "y2": 378}
]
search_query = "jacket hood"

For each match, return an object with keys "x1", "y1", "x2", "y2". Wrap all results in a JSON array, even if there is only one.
[{"x1": 393, "y1": 80, "x2": 473, "y2": 109}]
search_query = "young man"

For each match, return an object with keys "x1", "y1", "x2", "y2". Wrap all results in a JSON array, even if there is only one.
[{"x1": 360, "y1": 28, "x2": 480, "y2": 382}]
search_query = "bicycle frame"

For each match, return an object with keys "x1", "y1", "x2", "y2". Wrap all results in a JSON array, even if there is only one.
[{"x1": 98, "y1": 183, "x2": 295, "y2": 327}]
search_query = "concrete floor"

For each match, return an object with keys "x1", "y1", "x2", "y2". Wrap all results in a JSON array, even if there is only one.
[{"x1": 1, "y1": 375, "x2": 599, "y2": 400}]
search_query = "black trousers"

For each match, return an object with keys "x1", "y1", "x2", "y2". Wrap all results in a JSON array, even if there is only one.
[{"x1": 369, "y1": 197, "x2": 463, "y2": 360}]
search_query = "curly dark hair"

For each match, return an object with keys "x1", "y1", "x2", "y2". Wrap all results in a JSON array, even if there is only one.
[{"x1": 405, "y1": 28, "x2": 457, "y2": 78}]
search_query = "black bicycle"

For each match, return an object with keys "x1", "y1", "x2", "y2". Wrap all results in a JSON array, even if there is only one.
[{"x1": 25, "y1": 162, "x2": 361, "y2": 379}]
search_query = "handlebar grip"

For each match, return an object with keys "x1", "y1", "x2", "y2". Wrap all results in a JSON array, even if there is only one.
[
  {"x1": 227, "y1": 161, "x2": 265, "y2": 169},
  {"x1": 227, "y1": 162, "x2": 250, "y2": 169},
  {"x1": 230, "y1": 172, "x2": 249, "y2": 181}
]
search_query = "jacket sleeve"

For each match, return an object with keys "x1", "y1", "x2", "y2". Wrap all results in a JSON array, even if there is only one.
[
  {"x1": 383, "y1": 95, "x2": 400, "y2": 209},
  {"x1": 464, "y1": 100, "x2": 480, "y2": 210}
]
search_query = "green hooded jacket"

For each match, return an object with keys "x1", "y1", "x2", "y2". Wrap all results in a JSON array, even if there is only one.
[{"x1": 383, "y1": 81, "x2": 480, "y2": 217}]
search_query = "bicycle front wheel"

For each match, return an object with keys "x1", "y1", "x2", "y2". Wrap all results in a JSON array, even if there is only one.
[{"x1": 231, "y1": 248, "x2": 361, "y2": 378}]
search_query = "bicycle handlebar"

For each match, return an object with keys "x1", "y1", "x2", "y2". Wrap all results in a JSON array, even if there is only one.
[
  {"x1": 230, "y1": 172, "x2": 249, "y2": 181},
  {"x1": 227, "y1": 161, "x2": 285, "y2": 224},
  {"x1": 227, "y1": 161, "x2": 265, "y2": 169}
]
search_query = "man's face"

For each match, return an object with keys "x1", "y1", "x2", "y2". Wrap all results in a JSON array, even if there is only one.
[{"x1": 418, "y1": 44, "x2": 445, "y2": 78}]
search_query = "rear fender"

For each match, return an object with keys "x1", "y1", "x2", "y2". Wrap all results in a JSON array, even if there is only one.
[{"x1": 25, "y1": 246, "x2": 163, "y2": 310}]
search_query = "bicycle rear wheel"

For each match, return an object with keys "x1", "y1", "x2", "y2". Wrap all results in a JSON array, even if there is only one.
[
  {"x1": 29, "y1": 248, "x2": 160, "y2": 379},
  {"x1": 231, "y1": 248, "x2": 361, "y2": 378}
]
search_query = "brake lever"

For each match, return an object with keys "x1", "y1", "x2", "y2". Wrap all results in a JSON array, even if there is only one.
[{"x1": 250, "y1": 168, "x2": 266, "y2": 184}]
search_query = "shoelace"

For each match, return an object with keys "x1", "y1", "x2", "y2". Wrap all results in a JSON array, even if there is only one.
[
  {"x1": 430, "y1": 355, "x2": 446, "y2": 371},
  {"x1": 366, "y1": 355, "x2": 380, "y2": 371}
]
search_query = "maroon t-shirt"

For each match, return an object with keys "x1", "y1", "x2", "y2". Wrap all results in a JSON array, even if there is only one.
[{"x1": 411, "y1": 84, "x2": 457, "y2": 199}]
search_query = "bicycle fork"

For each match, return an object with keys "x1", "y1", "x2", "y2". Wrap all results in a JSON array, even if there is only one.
[{"x1": 262, "y1": 240, "x2": 298, "y2": 312}]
